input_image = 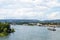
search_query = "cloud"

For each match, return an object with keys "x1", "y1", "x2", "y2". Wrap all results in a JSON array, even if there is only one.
[
  {"x1": 0, "y1": 8, "x2": 46, "y2": 19},
  {"x1": 0, "y1": 0, "x2": 60, "y2": 20},
  {"x1": 19, "y1": 0, "x2": 33, "y2": 3},
  {"x1": 47, "y1": 12, "x2": 60, "y2": 20}
]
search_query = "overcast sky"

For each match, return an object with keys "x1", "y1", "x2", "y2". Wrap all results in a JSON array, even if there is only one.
[{"x1": 0, "y1": 0, "x2": 60, "y2": 20}]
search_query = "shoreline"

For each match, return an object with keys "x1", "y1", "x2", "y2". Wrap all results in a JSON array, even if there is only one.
[{"x1": 11, "y1": 24, "x2": 60, "y2": 28}]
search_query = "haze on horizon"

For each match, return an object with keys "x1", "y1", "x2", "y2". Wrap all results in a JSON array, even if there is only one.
[{"x1": 0, "y1": 0, "x2": 60, "y2": 20}]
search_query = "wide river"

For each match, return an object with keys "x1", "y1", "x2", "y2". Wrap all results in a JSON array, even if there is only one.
[{"x1": 0, "y1": 25, "x2": 60, "y2": 40}]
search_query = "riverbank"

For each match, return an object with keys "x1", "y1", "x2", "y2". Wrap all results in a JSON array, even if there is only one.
[{"x1": 0, "y1": 23, "x2": 15, "y2": 36}]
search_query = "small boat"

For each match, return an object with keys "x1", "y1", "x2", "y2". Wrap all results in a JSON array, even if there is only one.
[{"x1": 47, "y1": 27, "x2": 56, "y2": 31}]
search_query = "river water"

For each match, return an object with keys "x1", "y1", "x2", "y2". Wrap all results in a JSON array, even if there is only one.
[{"x1": 0, "y1": 25, "x2": 60, "y2": 40}]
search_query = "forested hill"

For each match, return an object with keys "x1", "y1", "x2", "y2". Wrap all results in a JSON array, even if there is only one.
[
  {"x1": 0, "y1": 19, "x2": 60, "y2": 23},
  {"x1": 0, "y1": 19, "x2": 40, "y2": 23},
  {"x1": 42, "y1": 19, "x2": 60, "y2": 23}
]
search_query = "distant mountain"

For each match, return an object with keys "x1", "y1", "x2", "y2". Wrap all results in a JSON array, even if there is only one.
[
  {"x1": 0, "y1": 19, "x2": 60, "y2": 23},
  {"x1": 0, "y1": 19, "x2": 40, "y2": 23},
  {"x1": 42, "y1": 19, "x2": 60, "y2": 23}
]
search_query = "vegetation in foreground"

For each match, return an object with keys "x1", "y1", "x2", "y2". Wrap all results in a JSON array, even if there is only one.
[{"x1": 0, "y1": 22, "x2": 15, "y2": 36}]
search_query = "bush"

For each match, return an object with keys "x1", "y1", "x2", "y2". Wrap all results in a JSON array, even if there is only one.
[
  {"x1": 11, "y1": 28, "x2": 15, "y2": 32},
  {"x1": 0, "y1": 22, "x2": 15, "y2": 36}
]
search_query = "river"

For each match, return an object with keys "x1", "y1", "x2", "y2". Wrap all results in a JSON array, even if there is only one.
[{"x1": 0, "y1": 25, "x2": 60, "y2": 40}]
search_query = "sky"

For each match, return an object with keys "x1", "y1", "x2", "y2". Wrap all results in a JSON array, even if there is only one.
[{"x1": 0, "y1": 0, "x2": 60, "y2": 20}]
